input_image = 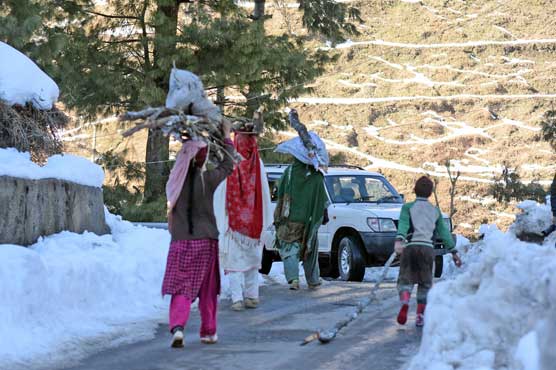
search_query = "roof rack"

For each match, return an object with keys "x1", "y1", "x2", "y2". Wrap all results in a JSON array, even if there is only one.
[
  {"x1": 328, "y1": 164, "x2": 365, "y2": 170},
  {"x1": 264, "y1": 163, "x2": 365, "y2": 171}
]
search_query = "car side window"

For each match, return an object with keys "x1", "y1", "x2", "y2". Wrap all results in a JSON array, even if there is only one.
[{"x1": 267, "y1": 174, "x2": 281, "y2": 202}]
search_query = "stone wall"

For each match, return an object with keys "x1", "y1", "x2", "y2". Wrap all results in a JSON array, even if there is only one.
[{"x1": 0, "y1": 176, "x2": 109, "y2": 246}]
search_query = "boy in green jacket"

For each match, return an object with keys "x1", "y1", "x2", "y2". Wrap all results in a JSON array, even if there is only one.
[{"x1": 394, "y1": 176, "x2": 462, "y2": 327}]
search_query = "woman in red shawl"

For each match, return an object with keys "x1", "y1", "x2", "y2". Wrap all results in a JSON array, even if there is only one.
[
  {"x1": 161, "y1": 120, "x2": 233, "y2": 348},
  {"x1": 214, "y1": 133, "x2": 272, "y2": 311}
]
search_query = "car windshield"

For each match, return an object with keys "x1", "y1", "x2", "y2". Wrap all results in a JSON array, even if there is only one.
[{"x1": 324, "y1": 175, "x2": 402, "y2": 204}]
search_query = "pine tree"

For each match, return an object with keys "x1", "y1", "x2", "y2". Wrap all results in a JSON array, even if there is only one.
[
  {"x1": 1, "y1": 0, "x2": 358, "y2": 203},
  {"x1": 250, "y1": 0, "x2": 362, "y2": 43}
]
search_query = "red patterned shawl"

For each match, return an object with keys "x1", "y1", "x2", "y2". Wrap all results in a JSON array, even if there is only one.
[{"x1": 225, "y1": 134, "x2": 263, "y2": 240}]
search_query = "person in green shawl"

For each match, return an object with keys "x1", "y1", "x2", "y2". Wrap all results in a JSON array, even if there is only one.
[{"x1": 273, "y1": 120, "x2": 330, "y2": 290}]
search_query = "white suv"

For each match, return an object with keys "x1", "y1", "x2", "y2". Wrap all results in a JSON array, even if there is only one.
[{"x1": 260, "y1": 164, "x2": 452, "y2": 282}]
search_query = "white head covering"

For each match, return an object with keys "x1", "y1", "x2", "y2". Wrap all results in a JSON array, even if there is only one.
[{"x1": 275, "y1": 131, "x2": 329, "y2": 171}]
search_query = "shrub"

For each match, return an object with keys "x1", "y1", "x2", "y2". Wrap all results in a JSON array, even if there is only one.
[{"x1": 488, "y1": 164, "x2": 546, "y2": 204}]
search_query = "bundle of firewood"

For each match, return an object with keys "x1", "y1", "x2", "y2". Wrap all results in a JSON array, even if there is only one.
[
  {"x1": 119, "y1": 68, "x2": 264, "y2": 163},
  {"x1": 119, "y1": 106, "x2": 240, "y2": 162},
  {"x1": 231, "y1": 107, "x2": 264, "y2": 135}
]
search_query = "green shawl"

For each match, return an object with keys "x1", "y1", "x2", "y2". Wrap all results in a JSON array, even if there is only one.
[{"x1": 275, "y1": 159, "x2": 329, "y2": 253}]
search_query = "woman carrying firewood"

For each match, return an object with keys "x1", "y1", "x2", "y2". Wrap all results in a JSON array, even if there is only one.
[
  {"x1": 161, "y1": 119, "x2": 234, "y2": 348},
  {"x1": 213, "y1": 108, "x2": 273, "y2": 311}
]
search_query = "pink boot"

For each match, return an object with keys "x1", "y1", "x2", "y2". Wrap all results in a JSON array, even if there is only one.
[
  {"x1": 397, "y1": 291, "x2": 410, "y2": 325},
  {"x1": 416, "y1": 304, "x2": 426, "y2": 327}
]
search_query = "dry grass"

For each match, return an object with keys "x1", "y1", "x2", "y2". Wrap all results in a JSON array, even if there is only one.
[{"x1": 0, "y1": 102, "x2": 69, "y2": 163}]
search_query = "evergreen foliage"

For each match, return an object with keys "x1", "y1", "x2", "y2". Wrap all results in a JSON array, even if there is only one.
[
  {"x1": 0, "y1": 0, "x2": 359, "y2": 206},
  {"x1": 299, "y1": 0, "x2": 362, "y2": 43},
  {"x1": 488, "y1": 164, "x2": 546, "y2": 204},
  {"x1": 540, "y1": 109, "x2": 556, "y2": 151}
]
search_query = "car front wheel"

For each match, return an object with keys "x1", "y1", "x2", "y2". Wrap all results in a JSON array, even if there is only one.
[
  {"x1": 434, "y1": 254, "x2": 443, "y2": 278},
  {"x1": 337, "y1": 235, "x2": 366, "y2": 282}
]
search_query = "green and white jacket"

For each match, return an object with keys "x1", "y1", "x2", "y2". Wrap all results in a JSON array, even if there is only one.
[{"x1": 396, "y1": 197, "x2": 455, "y2": 251}]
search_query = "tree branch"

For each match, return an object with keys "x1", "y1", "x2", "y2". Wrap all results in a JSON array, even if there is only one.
[
  {"x1": 84, "y1": 10, "x2": 140, "y2": 20},
  {"x1": 100, "y1": 39, "x2": 143, "y2": 44}
]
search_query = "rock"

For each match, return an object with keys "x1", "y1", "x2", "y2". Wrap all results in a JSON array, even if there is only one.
[{"x1": 0, "y1": 176, "x2": 109, "y2": 246}]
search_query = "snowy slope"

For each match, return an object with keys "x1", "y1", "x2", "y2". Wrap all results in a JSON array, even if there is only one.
[
  {"x1": 409, "y1": 203, "x2": 556, "y2": 370},
  {"x1": 0, "y1": 148, "x2": 104, "y2": 188},
  {"x1": 0, "y1": 41, "x2": 59, "y2": 110}
]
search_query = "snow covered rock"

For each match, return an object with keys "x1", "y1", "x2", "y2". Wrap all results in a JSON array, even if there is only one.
[
  {"x1": 409, "y1": 201, "x2": 556, "y2": 370},
  {"x1": 0, "y1": 148, "x2": 108, "y2": 245},
  {"x1": 0, "y1": 42, "x2": 59, "y2": 110},
  {"x1": 0, "y1": 148, "x2": 104, "y2": 187}
]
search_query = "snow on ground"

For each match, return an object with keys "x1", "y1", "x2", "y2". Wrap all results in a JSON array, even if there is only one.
[
  {"x1": 279, "y1": 131, "x2": 495, "y2": 184},
  {"x1": 0, "y1": 42, "x2": 59, "y2": 110},
  {"x1": 0, "y1": 222, "x2": 287, "y2": 370},
  {"x1": 330, "y1": 38, "x2": 556, "y2": 50},
  {"x1": 409, "y1": 202, "x2": 556, "y2": 370},
  {"x1": 364, "y1": 266, "x2": 399, "y2": 283},
  {"x1": 294, "y1": 93, "x2": 556, "y2": 105},
  {"x1": 0, "y1": 148, "x2": 104, "y2": 188},
  {"x1": 0, "y1": 211, "x2": 292, "y2": 370},
  {"x1": 0, "y1": 213, "x2": 170, "y2": 370}
]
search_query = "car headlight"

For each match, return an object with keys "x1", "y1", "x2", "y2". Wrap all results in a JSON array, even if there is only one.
[{"x1": 367, "y1": 217, "x2": 397, "y2": 232}]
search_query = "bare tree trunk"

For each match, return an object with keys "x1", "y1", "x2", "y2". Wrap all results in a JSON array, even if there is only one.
[
  {"x1": 144, "y1": 129, "x2": 170, "y2": 201},
  {"x1": 144, "y1": 0, "x2": 179, "y2": 202},
  {"x1": 252, "y1": 0, "x2": 266, "y2": 20},
  {"x1": 216, "y1": 86, "x2": 225, "y2": 110}
]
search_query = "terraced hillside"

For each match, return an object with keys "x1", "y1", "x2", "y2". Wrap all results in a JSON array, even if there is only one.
[
  {"x1": 62, "y1": 0, "x2": 556, "y2": 235},
  {"x1": 277, "y1": 0, "x2": 556, "y2": 235}
]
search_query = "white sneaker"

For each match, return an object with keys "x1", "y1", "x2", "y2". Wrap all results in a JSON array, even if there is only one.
[
  {"x1": 171, "y1": 330, "x2": 184, "y2": 348},
  {"x1": 200, "y1": 334, "x2": 218, "y2": 344}
]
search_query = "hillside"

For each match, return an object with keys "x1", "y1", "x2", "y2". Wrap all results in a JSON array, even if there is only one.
[
  {"x1": 62, "y1": 0, "x2": 556, "y2": 235},
  {"x1": 278, "y1": 0, "x2": 556, "y2": 235}
]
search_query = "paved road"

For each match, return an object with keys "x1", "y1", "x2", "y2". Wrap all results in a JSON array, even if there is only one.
[{"x1": 60, "y1": 280, "x2": 421, "y2": 370}]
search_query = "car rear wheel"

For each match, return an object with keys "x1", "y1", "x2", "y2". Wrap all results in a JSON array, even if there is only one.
[
  {"x1": 259, "y1": 247, "x2": 274, "y2": 275},
  {"x1": 337, "y1": 235, "x2": 366, "y2": 282}
]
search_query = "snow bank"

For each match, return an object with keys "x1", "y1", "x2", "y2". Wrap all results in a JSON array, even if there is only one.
[
  {"x1": 0, "y1": 148, "x2": 104, "y2": 188},
  {"x1": 409, "y1": 203, "x2": 556, "y2": 370},
  {"x1": 510, "y1": 200, "x2": 552, "y2": 236},
  {"x1": 0, "y1": 212, "x2": 170, "y2": 369},
  {"x1": 0, "y1": 41, "x2": 59, "y2": 110},
  {"x1": 0, "y1": 211, "x2": 287, "y2": 369}
]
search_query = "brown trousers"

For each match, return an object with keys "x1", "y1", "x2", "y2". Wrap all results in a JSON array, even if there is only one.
[{"x1": 397, "y1": 245, "x2": 434, "y2": 304}]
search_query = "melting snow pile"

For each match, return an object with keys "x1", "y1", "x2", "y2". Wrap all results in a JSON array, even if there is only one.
[
  {"x1": 0, "y1": 41, "x2": 59, "y2": 110},
  {"x1": 409, "y1": 202, "x2": 556, "y2": 370},
  {"x1": 0, "y1": 148, "x2": 104, "y2": 188}
]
